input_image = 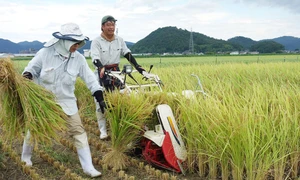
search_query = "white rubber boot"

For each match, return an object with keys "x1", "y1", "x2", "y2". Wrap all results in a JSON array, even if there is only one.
[
  {"x1": 21, "y1": 131, "x2": 33, "y2": 166},
  {"x1": 74, "y1": 132, "x2": 101, "y2": 178},
  {"x1": 96, "y1": 111, "x2": 108, "y2": 140}
]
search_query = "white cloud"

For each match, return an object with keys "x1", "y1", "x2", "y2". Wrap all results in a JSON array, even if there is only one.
[
  {"x1": 0, "y1": 0, "x2": 299, "y2": 44},
  {"x1": 237, "y1": 0, "x2": 300, "y2": 14}
]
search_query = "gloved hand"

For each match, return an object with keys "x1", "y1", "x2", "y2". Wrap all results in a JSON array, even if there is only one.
[
  {"x1": 93, "y1": 59, "x2": 103, "y2": 68},
  {"x1": 93, "y1": 59, "x2": 105, "y2": 78},
  {"x1": 142, "y1": 71, "x2": 155, "y2": 79},
  {"x1": 136, "y1": 65, "x2": 145, "y2": 74},
  {"x1": 23, "y1": 71, "x2": 33, "y2": 80},
  {"x1": 93, "y1": 90, "x2": 106, "y2": 113}
]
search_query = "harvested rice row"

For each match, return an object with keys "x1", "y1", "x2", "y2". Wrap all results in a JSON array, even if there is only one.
[
  {"x1": 88, "y1": 137, "x2": 109, "y2": 152},
  {"x1": 1, "y1": 140, "x2": 45, "y2": 180},
  {"x1": 87, "y1": 133, "x2": 179, "y2": 180},
  {"x1": 37, "y1": 149, "x2": 84, "y2": 180},
  {"x1": 60, "y1": 138, "x2": 77, "y2": 153},
  {"x1": 84, "y1": 124, "x2": 100, "y2": 137},
  {"x1": 60, "y1": 137, "x2": 137, "y2": 179}
]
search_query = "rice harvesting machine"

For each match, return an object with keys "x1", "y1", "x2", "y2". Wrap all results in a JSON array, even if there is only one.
[
  {"x1": 105, "y1": 64, "x2": 206, "y2": 174},
  {"x1": 141, "y1": 104, "x2": 187, "y2": 173}
]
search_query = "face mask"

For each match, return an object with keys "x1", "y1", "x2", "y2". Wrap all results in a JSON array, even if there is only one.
[{"x1": 54, "y1": 40, "x2": 77, "y2": 58}]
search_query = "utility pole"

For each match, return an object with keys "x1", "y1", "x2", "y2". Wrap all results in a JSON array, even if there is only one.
[{"x1": 189, "y1": 28, "x2": 194, "y2": 54}]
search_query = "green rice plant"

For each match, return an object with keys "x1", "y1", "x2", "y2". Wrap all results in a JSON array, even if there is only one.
[
  {"x1": 74, "y1": 79, "x2": 96, "y2": 122},
  {"x1": 0, "y1": 58, "x2": 67, "y2": 147},
  {"x1": 283, "y1": 84, "x2": 300, "y2": 178},
  {"x1": 103, "y1": 91, "x2": 155, "y2": 170},
  {"x1": 162, "y1": 62, "x2": 300, "y2": 179},
  {"x1": 267, "y1": 84, "x2": 300, "y2": 179}
]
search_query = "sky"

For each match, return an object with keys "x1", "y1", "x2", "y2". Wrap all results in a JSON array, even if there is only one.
[{"x1": 1, "y1": 0, "x2": 300, "y2": 43}]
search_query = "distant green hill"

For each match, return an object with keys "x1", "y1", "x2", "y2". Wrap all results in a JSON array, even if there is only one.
[
  {"x1": 271, "y1": 36, "x2": 300, "y2": 51},
  {"x1": 228, "y1": 36, "x2": 286, "y2": 53},
  {"x1": 227, "y1": 36, "x2": 256, "y2": 49},
  {"x1": 249, "y1": 40, "x2": 284, "y2": 53},
  {"x1": 0, "y1": 38, "x2": 22, "y2": 53},
  {"x1": 131, "y1": 26, "x2": 242, "y2": 54}
]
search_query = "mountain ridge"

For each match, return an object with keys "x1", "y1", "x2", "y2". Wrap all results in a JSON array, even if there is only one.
[
  {"x1": 1, "y1": 27, "x2": 299, "y2": 54},
  {"x1": 228, "y1": 35, "x2": 300, "y2": 51}
]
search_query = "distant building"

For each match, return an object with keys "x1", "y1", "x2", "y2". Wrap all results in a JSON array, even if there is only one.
[
  {"x1": 0, "y1": 53, "x2": 15, "y2": 58},
  {"x1": 230, "y1": 51, "x2": 239, "y2": 55},
  {"x1": 14, "y1": 53, "x2": 36, "y2": 57},
  {"x1": 83, "y1": 49, "x2": 90, "y2": 57},
  {"x1": 20, "y1": 48, "x2": 38, "y2": 54},
  {"x1": 249, "y1": 51, "x2": 259, "y2": 55},
  {"x1": 132, "y1": 53, "x2": 144, "y2": 56}
]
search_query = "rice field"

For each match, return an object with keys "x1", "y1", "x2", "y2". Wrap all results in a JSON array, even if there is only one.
[{"x1": 1, "y1": 54, "x2": 300, "y2": 179}]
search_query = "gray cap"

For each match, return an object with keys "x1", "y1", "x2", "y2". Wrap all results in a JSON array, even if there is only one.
[{"x1": 101, "y1": 15, "x2": 117, "y2": 24}]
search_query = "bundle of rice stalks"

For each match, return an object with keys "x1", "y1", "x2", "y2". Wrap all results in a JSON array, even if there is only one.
[
  {"x1": 140, "y1": 91, "x2": 180, "y2": 129},
  {"x1": 103, "y1": 91, "x2": 155, "y2": 170},
  {"x1": 0, "y1": 58, "x2": 67, "y2": 147}
]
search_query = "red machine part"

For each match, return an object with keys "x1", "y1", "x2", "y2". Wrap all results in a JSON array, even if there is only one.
[{"x1": 141, "y1": 131, "x2": 182, "y2": 173}]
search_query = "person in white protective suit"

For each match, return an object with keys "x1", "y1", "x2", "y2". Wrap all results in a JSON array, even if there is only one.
[
  {"x1": 90, "y1": 15, "x2": 151, "y2": 140},
  {"x1": 21, "y1": 23, "x2": 106, "y2": 178}
]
